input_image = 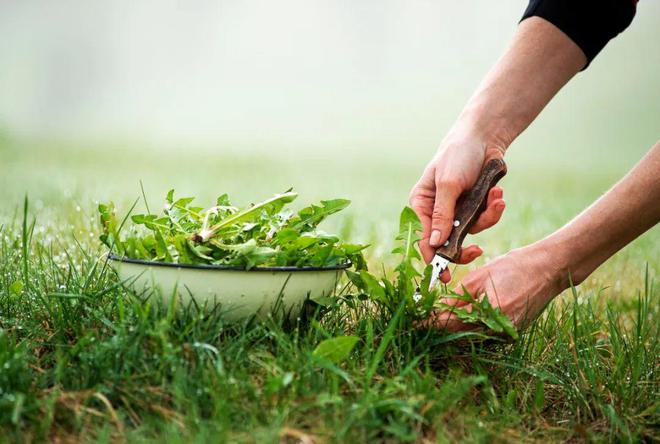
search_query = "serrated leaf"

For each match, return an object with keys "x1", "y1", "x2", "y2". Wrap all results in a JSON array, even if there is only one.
[
  {"x1": 288, "y1": 199, "x2": 350, "y2": 232},
  {"x1": 204, "y1": 191, "x2": 298, "y2": 238}
]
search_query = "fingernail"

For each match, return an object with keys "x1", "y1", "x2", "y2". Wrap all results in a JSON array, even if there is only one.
[
  {"x1": 496, "y1": 202, "x2": 506, "y2": 211},
  {"x1": 430, "y1": 230, "x2": 441, "y2": 246}
]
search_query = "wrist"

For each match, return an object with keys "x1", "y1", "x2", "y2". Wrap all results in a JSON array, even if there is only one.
[
  {"x1": 521, "y1": 240, "x2": 572, "y2": 299},
  {"x1": 531, "y1": 232, "x2": 589, "y2": 292},
  {"x1": 450, "y1": 105, "x2": 514, "y2": 157}
]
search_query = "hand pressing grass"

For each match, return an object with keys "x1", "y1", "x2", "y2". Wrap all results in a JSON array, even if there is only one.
[{"x1": 99, "y1": 189, "x2": 368, "y2": 270}]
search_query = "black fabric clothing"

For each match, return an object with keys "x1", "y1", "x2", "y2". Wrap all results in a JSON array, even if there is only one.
[{"x1": 521, "y1": 0, "x2": 638, "y2": 68}]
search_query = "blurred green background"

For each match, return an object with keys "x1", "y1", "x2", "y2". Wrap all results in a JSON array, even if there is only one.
[{"x1": 1, "y1": 1, "x2": 658, "y2": 284}]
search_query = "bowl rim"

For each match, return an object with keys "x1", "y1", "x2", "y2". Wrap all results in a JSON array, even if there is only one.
[{"x1": 107, "y1": 253, "x2": 351, "y2": 272}]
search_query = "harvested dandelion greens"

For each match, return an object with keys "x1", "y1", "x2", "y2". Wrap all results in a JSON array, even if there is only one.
[{"x1": 99, "y1": 190, "x2": 367, "y2": 270}]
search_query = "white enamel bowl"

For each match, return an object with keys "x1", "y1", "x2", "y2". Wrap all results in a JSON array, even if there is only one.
[{"x1": 108, "y1": 255, "x2": 348, "y2": 321}]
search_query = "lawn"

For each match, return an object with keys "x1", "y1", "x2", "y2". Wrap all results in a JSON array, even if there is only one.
[{"x1": 0, "y1": 137, "x2": 657, "y2": 443}]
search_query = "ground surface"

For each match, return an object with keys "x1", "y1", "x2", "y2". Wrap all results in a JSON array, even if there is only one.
[{"x1": 0, "y1": 137, "x2": 658, "y2": 443}]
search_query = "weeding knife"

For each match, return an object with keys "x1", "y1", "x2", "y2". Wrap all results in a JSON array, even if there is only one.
[{"x1": 428, "y1": 158, "x2": 507, "y2": 290}]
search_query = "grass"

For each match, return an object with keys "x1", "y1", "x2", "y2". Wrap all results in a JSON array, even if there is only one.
[{"x1": 0, "y1": 140, "x2": 658, "y2": 442}]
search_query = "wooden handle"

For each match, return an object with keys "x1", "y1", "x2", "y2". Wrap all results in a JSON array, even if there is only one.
[{"x1": 435, "y1": 158, "x2": 507, "y2": 262}]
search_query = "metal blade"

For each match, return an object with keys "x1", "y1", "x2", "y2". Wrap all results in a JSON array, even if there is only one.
[{"x1": 428, "y1": 254, "x2": 450, "y2": 291}]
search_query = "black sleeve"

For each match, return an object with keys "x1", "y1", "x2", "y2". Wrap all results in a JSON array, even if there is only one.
[{"x1": 521, "y1": 0, "x2": 638, "y2": 69}]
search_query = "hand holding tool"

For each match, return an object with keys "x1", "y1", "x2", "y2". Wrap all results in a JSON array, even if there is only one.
[{"x1": 428, "y1": 158, "x2": 507, "y2": 290}]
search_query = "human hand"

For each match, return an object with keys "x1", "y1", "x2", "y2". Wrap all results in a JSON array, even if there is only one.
[
  {"x1": 410, "y1": 132, "x2": 507, "y2": 282},
  {"x1": 421, "y1": 244, "x2": 565, "y2": 332}
]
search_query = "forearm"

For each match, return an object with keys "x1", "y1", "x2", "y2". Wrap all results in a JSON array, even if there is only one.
[
  {"x1": 544, "y1": 142, "x2": 660, "y2": 287},
  {"x1": 449, "y1": 17, "x2": 586, "y2": 151}
]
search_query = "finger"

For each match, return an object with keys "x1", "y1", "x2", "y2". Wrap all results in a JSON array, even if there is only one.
[
  {"x1": 417, "y1": 215, "x2": 436, "y2": 264},
  {"x1": 437, "y1": 293, "x2": 470, "y2": 308},
  {"x1": 429, "y1": 180, "x2": 463, "y2": 248},
  {"x1": 419, "y1": 237, "x2": 436, "y2": 264},
  {"x1": 487, "y1": 186, "x2": 503, "y2": 202},
  {"x1": 410, "y1": 193, "x2": 435, "y2": 263},
  {"x1": 469, "y1": 187, "x2": 506, "y2": 234},
  {"x1": 419, "y1": 309, "x2": 479, "y2": 332},
  {"x1": 439, "y1": 267, "x2": 451, "y2": 284},
  {"x1": 456, "y1": 244, "x2": 483, "y2": 264},
  {"x1": 469, "y1": 199, "x2": 505, "y2": 234}
]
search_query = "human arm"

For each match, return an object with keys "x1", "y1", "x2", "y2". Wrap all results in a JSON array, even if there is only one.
[
  {"x1": 411, "y1": 0, "x2": 639, "y2": 280},
  {"x1": 425, "y1": 141, "x2": 660, "y2": 331},
  {"x1": 410, "y1": 16, "x2": 586, "y2": 273}
]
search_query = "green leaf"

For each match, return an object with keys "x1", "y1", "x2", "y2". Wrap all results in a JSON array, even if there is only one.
[
  {"x1": 187, "y1": 240, "x2": 214, "y2": 261},
  {"x1": 288, "y1": 199, "x2": 350, "y2": 231},
  {"x1": 173, "y1": 196, "x2": 195, "y2": 208},
  {"x1": 216, "y1": 193, "x2": 231, "y2": 206},
  {"x1": 272, "y1": 228, "x2": 300, "y2": 248},
  {"x1": 392, "y1": 207, "x2": 422, "y2": 261},
  {"x1": 210, "y1": 238, "x2": 257, "y2": 255},
  {"x1": 98, "y1": 202, "x2": 125, "y2": 255},
  {"x1": 244, "y1": 246, "x2": 277, "y2": 269},
  {"x1": 359, "y1": 271, "x2": 387, "y2": 302},
  {"x1": 204, "y1": 191, "x2": 298, "y2": 239},
  {"x1": 172, "y1": 235, "x2": 195, "y2": 263},
  {"x1": 492, "y1": 307, "x2": 519, "y2": 340},
  {"x1": 393, "y1": 207, "x2": 422, "y2": 305},
  {"x1": 154, "y1": 230, "x2": 173, "y2": 261},
  {"x1": 312, "y1": 336, "x2": 359, "y2": 364}
]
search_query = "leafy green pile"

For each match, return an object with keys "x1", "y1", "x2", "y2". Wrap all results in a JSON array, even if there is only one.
[
  {"x1": 99, "y1": 190, "x2": 367, "y2": 270},
  {"x1": 346, "y1": 207, "x2": 518, "y2": 339}
]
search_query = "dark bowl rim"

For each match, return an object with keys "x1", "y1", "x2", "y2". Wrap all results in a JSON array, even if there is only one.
[{"x1": 107, "y1": 254, "x2": 351, "y2": 272}]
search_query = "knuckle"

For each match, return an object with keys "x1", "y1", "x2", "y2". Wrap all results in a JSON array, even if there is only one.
[
  {"x1": 434, "y1": 177, "x2": 461, "y2": 191},
  {"x1": 408, "y1": 189, "x2": 420, "y2": 205},
  {"x1": 431, "y1": 209, "x2": 452, "y2": 223},
  {"x1": 409, "y1": 199, "x2": 426, "y2": 214},
  {"x1": 480, "y1": 212, "x2": 498, "y2": 225}
]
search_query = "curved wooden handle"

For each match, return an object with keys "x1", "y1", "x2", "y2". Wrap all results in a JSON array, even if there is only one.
[{"x1": 435, "y1": 158, "x2": 507, "y2": 262}]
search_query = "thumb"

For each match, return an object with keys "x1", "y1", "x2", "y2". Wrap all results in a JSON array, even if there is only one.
[{"x1": 429, "y1": 180, "x2": 462, "y2": 248}]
